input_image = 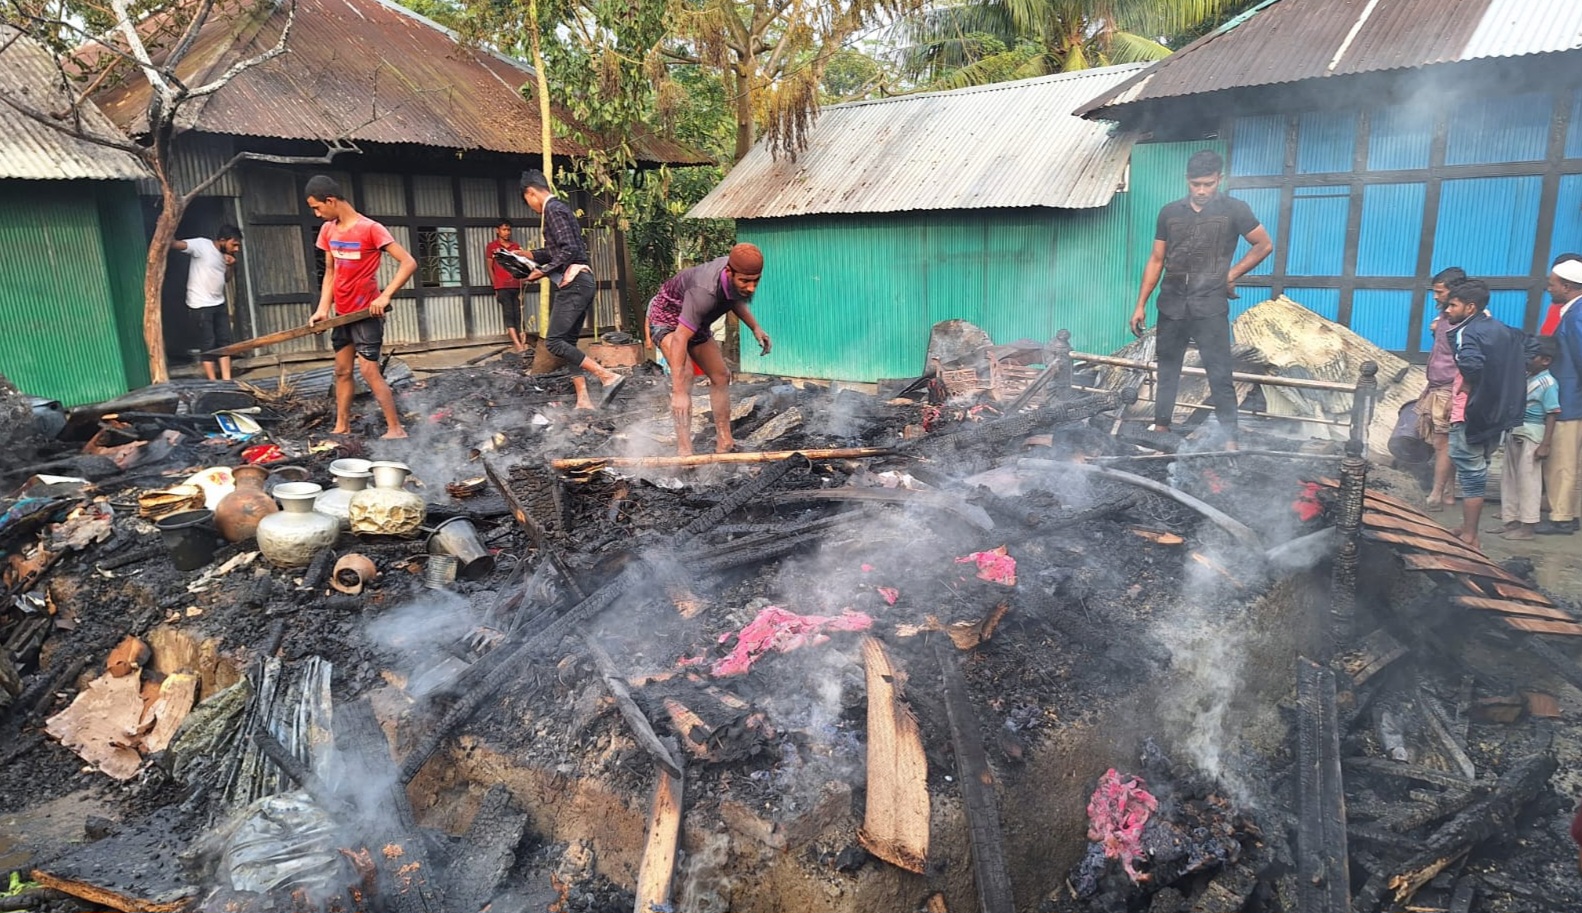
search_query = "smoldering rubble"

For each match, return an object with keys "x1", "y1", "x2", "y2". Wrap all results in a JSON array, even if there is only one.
[{"x1": 1, "y1": 305, "x2": 1581, "y2": 913}]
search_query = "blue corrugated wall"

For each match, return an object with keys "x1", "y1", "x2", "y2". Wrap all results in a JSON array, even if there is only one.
[{"x1": 1227, "y1": 86, "x2": 1582, "y2": 357}]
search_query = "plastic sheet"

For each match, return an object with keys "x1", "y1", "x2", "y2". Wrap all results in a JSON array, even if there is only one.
[{"x1": 220, "y1": 793, "x2": 344, "y2": 896}]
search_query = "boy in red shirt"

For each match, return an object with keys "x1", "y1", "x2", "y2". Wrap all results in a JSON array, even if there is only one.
[
  {"x1": 484, "y1": 220, "x2": 527, "y2": 353},
  {"x1": 305, "y1": 175, "x2": 416, "y2": 439}
]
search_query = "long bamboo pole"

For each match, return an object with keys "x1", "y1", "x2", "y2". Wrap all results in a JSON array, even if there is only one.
[
  {"x1": 1071, "y1": 351, "x2": 1364, "y2": 394},
  {"x1": 552, "y1": 447, "x2": 895, "y2": 473}
]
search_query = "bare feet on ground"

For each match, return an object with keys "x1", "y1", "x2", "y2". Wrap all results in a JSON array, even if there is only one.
[{"x1": 381, "y1": 428, "x2": 408, "y2": 439}]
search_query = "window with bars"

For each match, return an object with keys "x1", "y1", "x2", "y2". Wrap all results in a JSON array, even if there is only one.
[{"x1": 417, "y1": 226, "x2": 462, "y2": 287}]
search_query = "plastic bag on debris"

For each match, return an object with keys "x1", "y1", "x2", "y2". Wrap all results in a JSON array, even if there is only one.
[{"x1": 219, "y1": 792, "x2": 345, "y2": 896}]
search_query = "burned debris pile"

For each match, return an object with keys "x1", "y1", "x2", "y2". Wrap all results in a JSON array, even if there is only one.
[{"x1": 1, "y1": 316, "x2": 1581, "y2": 913}]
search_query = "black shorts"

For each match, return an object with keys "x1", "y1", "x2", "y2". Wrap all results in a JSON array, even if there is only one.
[
  {"x1": 331, "y1": 312, "x2": 384, "y2": 361},
  {"x1": 495, "y1": 288, "x2": 522, "y2": 332},
  {"x1": 193, "y1": 306, "x2": 234, "y2": 360},
  {"x1": 650, "y1": 322, "x2": 709, "y2": 349}
]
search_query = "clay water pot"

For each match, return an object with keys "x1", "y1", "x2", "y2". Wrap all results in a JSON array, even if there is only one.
[
  {"x1": 256, "y1": 482, "x2": 340, "y2": 568},
  {"x1": 349, "y1": 461, "x2": 426, "y2": 536},
  {"x1": 314, "y1": 458, "x2": 373, "y2": 530},
  {"x1": 214, "y1": 464, "x2": 279, "y2": 542}
]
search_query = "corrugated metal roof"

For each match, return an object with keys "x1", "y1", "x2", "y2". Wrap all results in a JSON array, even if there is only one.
[
  {"x1": 0, "y1": 28, "x2": 151, "y2": 181},
  {"x1": 1077, "y1": 0, "x2": 1582, "y2": 119},
  {"x1": 90, "y1": 0, "x2": 706, "y2": 165},
  {"x1": 687, "y1": 65, "x2": 1148, "y2": 220}
]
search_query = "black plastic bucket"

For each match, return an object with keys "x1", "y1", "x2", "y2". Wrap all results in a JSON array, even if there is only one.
[
  {"x1": 1388, "y1": 400, "x2": 1434, "y2": 465},
  {"x1": 156, "y1": 509, "x2": 221, "y2": 571}
]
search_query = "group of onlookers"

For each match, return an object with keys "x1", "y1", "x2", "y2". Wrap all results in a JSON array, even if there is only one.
[{"x1": 1415, "y1": 258, "x2": 1582, "y2": 547}]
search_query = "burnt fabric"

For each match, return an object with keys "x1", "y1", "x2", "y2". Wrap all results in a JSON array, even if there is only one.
[
  {"x1": 1450, "y1": 311, "x2": 1528, "y2": 446},
  {"x1": 1154, "y1": 194, "x2": 1260, "y2": 319},
  {"x1": 1154, "y1": 314, "x2": 1238, "y2": 429}
]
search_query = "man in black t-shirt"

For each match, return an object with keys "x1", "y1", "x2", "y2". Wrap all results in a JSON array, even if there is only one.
[{"x1": 1130, "y1": 150, "x2": 1273, "y2": 446}]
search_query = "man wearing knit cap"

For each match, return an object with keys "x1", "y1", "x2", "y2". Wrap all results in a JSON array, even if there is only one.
[
  {"x1": 520, "y1": 169, "x2": 626, "y2": 409},
  {"x1": 1541, "y1": 255, "x2": 1582, "y2": 533},
  {"x1": 646, "y1": 243, "x2": 773, "y2": 455}
]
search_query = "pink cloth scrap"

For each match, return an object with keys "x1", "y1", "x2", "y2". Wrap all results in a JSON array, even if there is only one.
[
  {"x1": 877, "y1": 587, "x2": 899, "y2": 606},
  {"x1": 1086, "y1": 768, "x2": 1158, "y2": 883},
  {"x1": 955, "y1": 546, "x2": 1017, "y2": 586},
  {"x1": 710, "y1": 606, "x2": 873, "y2": 677}
]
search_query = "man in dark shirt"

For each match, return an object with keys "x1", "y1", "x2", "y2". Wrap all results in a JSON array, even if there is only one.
[
  {"x1": 1130, "y1": 150, "x2": 1273, "y2": 447},
  {"x1": 520, "y1": 170, "x2": 624, "y2": 409},
  {"x1": 647, "y1": 244, "x2": 772, "y2": 455},
  {"x1": 1444, "y1": 279, "x2": 1529, "y2": 547}
]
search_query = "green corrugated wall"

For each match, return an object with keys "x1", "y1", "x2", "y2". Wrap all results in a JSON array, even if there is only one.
[
  {"x1": 736, "y1": 139, "x2": 1216, "y2": 382},
  {"x1": 0, "y1": 180, "x2": 148, "y2": 405}
]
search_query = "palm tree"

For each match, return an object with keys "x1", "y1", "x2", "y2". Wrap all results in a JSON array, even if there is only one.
[{"x1": 892, "y1": 0, "x2": 1247, "y2": 90}]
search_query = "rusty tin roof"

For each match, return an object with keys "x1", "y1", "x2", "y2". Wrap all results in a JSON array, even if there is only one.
[
  {"x1": 91, "y1": 0, "x2": 705, "y2": 165},
  {"x1": 1077, "y1": 0, "x2": 1582, "y2": 119},
  {"x1": 0, "y1": 28, "x2": 151, "y2": 181}
]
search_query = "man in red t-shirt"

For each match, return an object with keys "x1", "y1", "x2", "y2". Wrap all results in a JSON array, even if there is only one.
[
  {"x1": 304, "y1": 175, "x2": 417, "y2": 439},
  {"x1": 484, "y1": 220, "x2": 527, "y2": 353}
]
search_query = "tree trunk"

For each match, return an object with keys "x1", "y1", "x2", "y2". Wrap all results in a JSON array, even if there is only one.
[
  {"x1": 528, "y1": 0, "x2": 554, "y2": 336},
  {"x1": 143, "y1": 177, "x2": 184, "y2": 385},
  {"x1": 733, "y1": 61, "x2": 754, "y2": 163}
]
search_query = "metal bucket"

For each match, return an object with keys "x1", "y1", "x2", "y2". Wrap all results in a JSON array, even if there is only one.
[
  {"x1": 155, "y1": 509, "x2": 222, "y2": 571},
  {"x1": 1388, "y1": 400, "x2": 1434, "y2": 464},
  {"x1": 425, "y1": 517, "x2": 495, "y2": 581}
]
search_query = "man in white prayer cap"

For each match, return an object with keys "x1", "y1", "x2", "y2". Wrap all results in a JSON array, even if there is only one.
[{"x1": 1539, "y1": 254, "x2": 1582, "y2": 534}]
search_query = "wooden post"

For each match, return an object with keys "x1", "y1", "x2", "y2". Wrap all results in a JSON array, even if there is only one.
[{"x1": 633, "y1": 739, "x2": 684, "y2": 913}]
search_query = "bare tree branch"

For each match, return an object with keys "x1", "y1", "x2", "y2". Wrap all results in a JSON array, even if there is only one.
[
  {"x1": 180, "y1": 138, "x2": 358, "y2": 201},
  {"x1": 189, "y1": 0, "x2": 297, "y2": 97},
  {"x1": 166, "y1": 0, "x2": 219, "y2": 70},
  {"x1": 0, "y1": 81, "x2": 146, "y2": 155}
]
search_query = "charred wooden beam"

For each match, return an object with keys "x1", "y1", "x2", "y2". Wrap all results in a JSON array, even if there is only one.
[
  {"x1": 933, "y1": 641, "x2": 1014, "y2": 913},
  {"x1": 1377, "y1": 789, "x2": 1477, "y2": 833},
  {"x1": 1295, "y1": 657, "x2": 1350, "y2": 913},
  {"x1": 1417, "y1": 686, "x2": 1476, "y2": 781},
  {"x1": 772, "y1": 488, "x2": 994, "y2": 531},
  {"x1": 582, "y1": 633, "x2": 682, "y2": 777},
  {"x1": 449, "y1": 784, "x2": 531, "y2": 913},
  {"x1": 484, "y1": 457, "x2": 550, "y2": 550},
  {"x1": 1386, "y1": 745, "x2": 1557, "y2": 905},
  {"x1": 337, "y1": 700, "x2": 444, "y2": 913},
  {"x1": 911, "y1": 391, "x2": 1133, "y2": 458},
  {"x1": 1329, "y1": 439, "x2": 1368, "y2": 661},
  {"x1": 672, "y1": 454, "x2": 805, "y2": 544},
  {"x1": 551, "y1": 447, "x2": 891, "y2": 473},
  {"x1": 1343, "y1": 758, "x2": 1496, "y2": 792},
  {"x1": 250, "y1": 729, "x2": 357, "y2": 821}
]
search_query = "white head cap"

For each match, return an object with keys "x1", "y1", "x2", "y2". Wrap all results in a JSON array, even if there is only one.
[{"x1": 1554, "y1": 258, "x2": 1582, "y2": 285}]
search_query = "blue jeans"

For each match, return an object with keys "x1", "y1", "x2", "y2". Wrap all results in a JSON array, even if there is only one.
[{"x1": 1448, "y1": 423, "x2": 1498, "y2": 499}]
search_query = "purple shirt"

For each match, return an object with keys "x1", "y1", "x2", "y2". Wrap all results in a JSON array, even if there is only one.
[
  {"x1": 1426, "y1": 313, "x2": 1459, "y2": 389},
  {"x1": 646, "y1": 255, "x2": 745, "y2": 334}
]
